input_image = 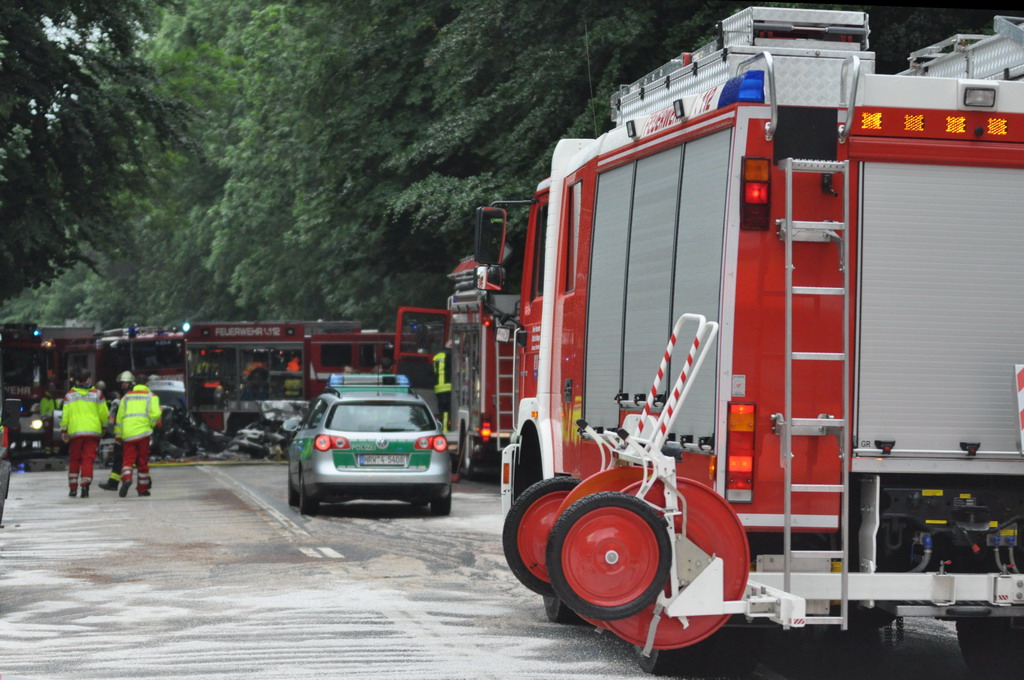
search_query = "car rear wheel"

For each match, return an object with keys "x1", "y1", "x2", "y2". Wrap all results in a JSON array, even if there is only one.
[
  {"x1": 287, "y1": 466, "x2": 299, "y2": 507},
  {"x1": 298, "y1": 469, "x2": 319, "y2": 515},
  {"x1": 430, "y1": 490, "x2": 452, "y2": 516}
]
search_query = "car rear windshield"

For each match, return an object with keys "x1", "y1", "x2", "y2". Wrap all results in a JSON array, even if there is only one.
[{"x1": 326, "y1": 401, "x2": 435, "y2": 433}]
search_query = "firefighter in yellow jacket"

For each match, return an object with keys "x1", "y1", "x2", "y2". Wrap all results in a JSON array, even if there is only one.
[
  {"x1": 114, "y1": 373, "x2": 162, "y2": 498},
  {"x1": 432, "y1": 341, "x2": 452, "y2": 432},
  {"x1": 61, "y1": 371, "x2": 109, "y2": 498}
]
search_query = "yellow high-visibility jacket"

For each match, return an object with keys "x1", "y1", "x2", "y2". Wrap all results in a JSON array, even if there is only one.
[
  {"x1": 115, "y1": 385, "x2": 162, "y2": 442},
  {"x1": 433, "y1": 350, "x2": 451, "y2": 394},
  {"x1": 40, "y1": 394, "x2": 60, "y2": 418},
  {"x1": 61, "y1": 387, "x2": 109, "y2": 438}
]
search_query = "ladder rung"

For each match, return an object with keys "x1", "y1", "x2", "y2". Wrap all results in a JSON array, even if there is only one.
[
  {"x1": 789, "y1": 160, "x2": 846, "y2": 174},
  {"x1": 791, "y1": 550, "x2": 843, "y2": 559},
  {"x1": 792, "y1": 352, "x2": 845, "y2": 361},
  {"x1": 792, "y1": 484, "x2": 843, "y2": 493},
  {"x1": 793, "y1": 286, "x2": 844, "y2": 296},
  {"x1": 804, "y1": 616, "x2": 845, "y2": 625}
]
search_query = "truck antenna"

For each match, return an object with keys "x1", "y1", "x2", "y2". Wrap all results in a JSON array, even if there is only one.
[{"x1": 585, "y1": 20, "x2": 599, "y2": 137}]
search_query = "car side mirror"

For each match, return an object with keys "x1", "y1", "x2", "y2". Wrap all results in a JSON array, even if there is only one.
[
  {"x1": 474, "y1": 207, "x2": 507, "y2": 266},
  {"x1": 282, "y1": 417, "x2": 301, "y2": 432}
]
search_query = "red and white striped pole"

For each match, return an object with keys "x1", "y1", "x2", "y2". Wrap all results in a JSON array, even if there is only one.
[{"x1": 1016, "y1": 365, "x2": 1024, "y2": 453}]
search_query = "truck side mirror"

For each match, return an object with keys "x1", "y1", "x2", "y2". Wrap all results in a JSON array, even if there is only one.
[
  {"x1": 474, "y1": 207, "x2": 507, "y2": 266},
  {"x1": 475, "y1": 265, "x2": 504, "y2": 291}
]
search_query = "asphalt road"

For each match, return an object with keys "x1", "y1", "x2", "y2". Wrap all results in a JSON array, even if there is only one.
[{"x1": 0, "y1": 463, "x2": 976, "y2": 680}]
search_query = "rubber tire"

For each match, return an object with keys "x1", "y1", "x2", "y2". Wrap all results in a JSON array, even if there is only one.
[
  {"x1": 637, "y1": 627, "x2": 764, "y2": 678},
  {"x1": 298, "y1": 469, "x2": 319, "y2": 516},
  {"x1": 502, "y1": 476, "x2": 582, "y2": 595},
  {"x1": 547, "y1": 491, "x2": 672, "y2": 621},
  {"x1": 430, "y1": 490, "x2": 452, "y2": 516},
  {"x1": 543, "y1": 593, "x2": 584, "y2": 625},
  {"x1": 458, "y1": 432, "x2": 476, "y2": 481},
  {"x1": 287, "y1": 466, "x2": 299, "y2": 507},
  {"x1": 957, "y1": 618, "x2": 1024, "y2": 680}
]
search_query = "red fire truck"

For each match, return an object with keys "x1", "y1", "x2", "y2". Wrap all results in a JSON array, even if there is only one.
[
  {"x1": 447, "y1": 257, "x2": 518, "y2": 478},
  {"x1": 92, "y1": 327, "x2": 186, "y2": 388},
  {"x1": 184, "y1": 320, "x2": 394, "y2": 433},
  {"x1": 487, "y1": 8, "x2": 1024, "y2": 677},
  {"x1": 0, "y1": 324, "x2": 95, "y2": 454}
]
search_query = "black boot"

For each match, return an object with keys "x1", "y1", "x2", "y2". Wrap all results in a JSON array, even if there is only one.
[
  {"x1": 80, "y1": 484, "x2": 89, "y2": 498},
  {"x1": 69, "y1": 487, "x2": 77, "y2": 497},
  {"x1": 98, "y1": 479, "x2": 118, "y2": 491},
  {"x1": 119, "y1": 479, "x2": 131, "y2": 498}
]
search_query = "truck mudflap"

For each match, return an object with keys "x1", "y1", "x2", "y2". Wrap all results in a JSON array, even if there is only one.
[{"x1": 499, "y1": 439, "x2": 518, "y2": 515}]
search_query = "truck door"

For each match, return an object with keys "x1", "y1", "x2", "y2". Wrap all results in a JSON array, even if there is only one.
[
  {"x1": 856, "y1": 162, "x2": 1024, "y2": 461},
  {"x1": 394, "y1": 307, "x2": 449, "y2": 412}
]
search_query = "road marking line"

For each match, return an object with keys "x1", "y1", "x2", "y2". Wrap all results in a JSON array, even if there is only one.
[
  {"x1": 318, "y1": 547, "x2": 345, "y2": 559},
  {"x1": 298, "y1": 547, "x2": 322, "y2": 558},
  {"x1": 199, "y1": 465, "x2": 311, "y2": 538}
]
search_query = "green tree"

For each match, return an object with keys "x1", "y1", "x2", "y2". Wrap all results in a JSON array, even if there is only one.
[{"x1": 0, "y1": 1, "x2": 188, "y2": 301}]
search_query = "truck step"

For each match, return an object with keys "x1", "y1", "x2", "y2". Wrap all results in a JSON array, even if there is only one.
[
  {"x1": 791, "y1": 550, "x2": 843, "y2": 559},
  {"x1": 804, "y1": 616, "x2": 846, "y2": 625},
  {"x1": 789, "y1": 160, "x2": 847, "y2": 174},
  {"x1": 792, "y1": 484, "x2": 843, "y2": 493}
]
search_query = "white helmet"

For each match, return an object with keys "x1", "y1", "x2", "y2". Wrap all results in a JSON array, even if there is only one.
[{"x1": 117, "y1": 371, "x2": 135, "y2": 383}]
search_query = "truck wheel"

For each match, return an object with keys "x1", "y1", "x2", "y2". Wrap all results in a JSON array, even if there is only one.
[
  {"x1": 957, "y1": 618, "x2": 1024, "y2": 679},
  {"x1": 547, "y1": 491, "x2": 671, "y2": 621},
  {"x1": 637, "y1": 626, "x2": 764, "y2": 678},
  {"x1": 502, "y1": 476, "x2": 582, "y2": 595},
  {"x1": 430, "y1": 490, "x2": 452, "y2": 516},
  {"x1": 458, "y1": 432, "x2": 476, "y2": 481},
  {"x1": 298, "y1": 469, "x2": 318, "y2": 516},
  {"x1": 543, "y1": 593, "x2": 584, "y2": 625}
]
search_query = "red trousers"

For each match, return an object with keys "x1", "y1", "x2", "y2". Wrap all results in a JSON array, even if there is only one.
[
  {"x1": 68, "y1": 436, "x2": 99, "y2": 489},
  {"x1": 121, "y1": 438, "x2": 151, "y2": 493}
]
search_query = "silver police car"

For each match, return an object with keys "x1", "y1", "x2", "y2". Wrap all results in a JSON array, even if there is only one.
[{"x1": 285, "y1": 374, "x2": 451, "y2": 516}]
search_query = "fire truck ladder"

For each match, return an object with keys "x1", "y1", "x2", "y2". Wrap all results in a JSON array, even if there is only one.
[
  {"x1": 902, "y1": 16, "x2": 1024, "y2": 80},
  {"x1": 773, "y1": 158, "x2": 851, "y2": 629},
  {"x1": 493, "y1": 337, "x2": 517, "y2": 435}
]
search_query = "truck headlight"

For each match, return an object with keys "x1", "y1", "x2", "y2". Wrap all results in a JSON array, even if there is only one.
[{"x1": 30, "y1": 419, "x2": 44, "y2": 430}]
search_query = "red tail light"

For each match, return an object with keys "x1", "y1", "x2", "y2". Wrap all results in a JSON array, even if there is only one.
[
  {"x1": 315, "y1": 435, "x2": 350, "y2": 451},
  {"x1": 432, "y1": 435, "x2": 448, "y2": 453},
  {"x1": 726, "y1": 402, "x2": 755, "y2": 502},
  {"x1": 479, "y1": 421, "x2": 492, "y2": 443},
  {"x1": 741, "y1": 157, "x2": 770, "y2": 230}
]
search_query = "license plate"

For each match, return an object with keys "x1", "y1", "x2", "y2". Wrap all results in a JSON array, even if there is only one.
[{"x1": 359, "y1": 454, "x2": 406, "y2": 466}]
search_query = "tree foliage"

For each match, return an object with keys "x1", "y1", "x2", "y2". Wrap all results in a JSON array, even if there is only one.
[
  {"x1": 0, "y1": 1, "x2": 1007, "y2": 329},
  {"x1": 0, "y1": 1, "x2": 189, "y2": 301}
]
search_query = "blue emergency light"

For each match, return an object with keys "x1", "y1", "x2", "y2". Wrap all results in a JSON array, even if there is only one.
[
  {"x1": 327, "y1": 374, "x2": 411, "y2": 388},
  {"x1": 717, "y1": 70, "x2": 766, "y2": 109}
]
